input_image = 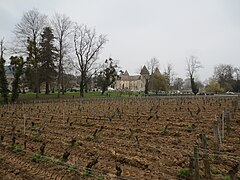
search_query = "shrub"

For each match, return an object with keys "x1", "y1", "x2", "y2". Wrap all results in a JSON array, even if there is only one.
[
  {"x1": 83, "y1": 168, "x2": 92, "y2": 178},
  {"x1": 177, "y1": 168, "x2": 192, "y2": 179},
  {"x1": 32, "y1": 153, "x2": 49, "y2": 163},
  {"x1": 68, "y1": 164, "x2": 78, "y2": 173},
  {"x1": 12, "y1": 144, "x2": 23, "y2": 153},
  {"x1": 32, "y1": 134, "x2": 42, "y2": 142}
]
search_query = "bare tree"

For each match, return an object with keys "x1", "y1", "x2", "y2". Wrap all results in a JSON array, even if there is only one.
[
  {"x1": 14, "y1": 9, "x2": 47, "y2": 54},
  {"x1": 147, "y1": 57, "x2": 160, "y2": 75},
  {"x1": 14, "y1": 9, "x2": 47, "y2": 98},
  {"x1": 186, "y1": 56, "x2": 202, "y2": 95},
  {"x1": 0, "y1": 38, "x2": 6, "y2": 60},
  {"x1": 234, "y1": 67, "x2": 240, "y2": 81},
  {"x1": 164, "y1": 63, "x2": 175, "y2": 91},
  {"x1": 73, "y1": 24, "x2": 107, "y2": 97},
  {"x1": 173, "y1": 77, "x2": 184, "y2": 90},
  {"x1": 52, "y1": 13, "x2": 72, "y2": 97}
]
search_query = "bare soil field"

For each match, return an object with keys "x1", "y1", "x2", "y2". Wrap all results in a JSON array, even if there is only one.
[{"x1": 0, "y1": 96, "x2": 239, "y2": 179}]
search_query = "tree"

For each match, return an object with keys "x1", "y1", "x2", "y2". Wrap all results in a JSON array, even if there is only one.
[
  {"x1": 14, "y1": 9, "x2": 47, "y2": 98},
  {"x1": 205, "y1": 79, "x2": 224, "y2": 94},
  {"x1": 186, "y1": 56, "x2": 202, "y2": 95},
  {"x1": 62, "y1": 73, "x2": 77, "y2": 91},
  {"x1": 0, "y1": 38, "x2": 8, "y2": 104},
  {"x1": 213, "y1": 64, "x2": 234, "y2": 91},
  {"x1": 164, "y1": 63, "x2": 175, "y2": 91},
  {"x1": 26, "y1": 37, "x2": 41, "y2": 96},
  {"x1": 233, "y1": 80, "x2": 240, "y2": 93},
  {"x1": 149, "y1": 71, "x2": 168, "y2": 94},
  {"x1": 10, "y1": 56, "x2": 24, "y2": 102},
  {"x1": 173, "y1": 77, "x2": 183, "y2": 90},
  {"x1": 52, "y1": 13, "x2": 72, "y2": 97},
  {"x1": 96, "y1": 58, "x2": 118, "y2": 95},
  {"x1": 233, "y1": 67, "x2": 240, "y2": 81},
  {"x1": 147, "y1": 57, "x2": 160, "y2": 75},
  {"x1": 74, "y1": 24, "x2": 107, "y2": 97},
  {"x1": 39, "y1": 27, "x2": 57, "y2": 94},
  {"x1": 145, "y1": 79, "x2": 149, "y2": 95}
]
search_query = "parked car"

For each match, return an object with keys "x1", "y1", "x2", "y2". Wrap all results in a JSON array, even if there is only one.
[{"x1": 226, "y1": 91, "x2": 234, "y2": 95}]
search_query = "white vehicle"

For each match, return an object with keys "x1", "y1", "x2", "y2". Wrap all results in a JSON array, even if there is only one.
[
  {"x1": 226, "y1": 91, "x2": 234, "y2": 95},
  {"x1": 107, "y1": 87, "x2": 115, "y2": 91}
]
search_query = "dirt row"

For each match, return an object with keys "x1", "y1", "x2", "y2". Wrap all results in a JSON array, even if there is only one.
[{"x1": 0, "y1": 96, "x2": 239, "y2": 179}]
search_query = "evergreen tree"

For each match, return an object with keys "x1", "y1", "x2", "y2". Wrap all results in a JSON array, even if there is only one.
[
  {"x1": 10, "y1": 56, "x2": 24, "y2": 102},
  {"x1": 96, "y1": 58, "x2": 118, "y2": 95},
  {"x1": 191, "y1": 78, "x2": 199, "y2": 95},
  {"x1": 0, "y1": 39, "x2": 8, "y2": 104},
  {"x1": 26, "y1": 37, "x2": 41, "y2": 97},
  {"x1": 39, "y1": 27, "x2": 57, "y2": 94},
  {"x1": 0, "y1": 59, "x2": 9, "y2": 104},
  {"x1": 149, "y1": 71, "x2": 168, "y2": 94},
  {"x1": 144, "y1": 79, "x2": 149, "y2": 95}
]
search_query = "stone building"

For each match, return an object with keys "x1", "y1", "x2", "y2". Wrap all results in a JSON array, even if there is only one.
[{"x1": 115, "y1": 65, "x2": 149, "y2": 91}]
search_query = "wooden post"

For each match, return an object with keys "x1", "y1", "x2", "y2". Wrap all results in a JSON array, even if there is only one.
[
  {"x1": 221, "y1": 111, "x2": 225, "y2": 141},
  {"x1": 200, "y1": 133, "x2": 211, "y2": 179},
  {"x1": 214, "y1": 115, "x2": 222, "y2": 144},
  {"x1": 194, "y1": 145, "x2": 200, "y2": 180},
  {"x1": 226, "y1": 111, "x2": 231, "y2": 135},
  {"x1": 213, "y1": 115, "x2": 220, "y2": 155},
  {"x1": 23, "y1": 114, "x2": 26, "y2": 135},
  {"x1": 217, "y1": 117, "x2": 222, "y2": 145},
  {"x1": 232, "y1": 97, "x2": 238, "y2": 112}
]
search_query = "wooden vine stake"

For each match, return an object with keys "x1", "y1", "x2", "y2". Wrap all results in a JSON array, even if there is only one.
[
  {"x1": 200, "y1": 133, "x2": 211, "y2": 179},
  {"x1": 213, "y1": 115, "x2": 220, "y2": 157},
  {"x1": 194, "y1": 145, "x2": 200, "y2": 180},
  {"x1": 225, "y1": 110, "x2": 231, "y2": 135},
  {"x1": 23, "y1": 114, "x2": 27, "y2": 135},
  {"x1": 232, "y1": 97, "x2": 238, "y2": 112},
  {"x1": 221, "y1": 110, "x2": 225, "y2": 141}
]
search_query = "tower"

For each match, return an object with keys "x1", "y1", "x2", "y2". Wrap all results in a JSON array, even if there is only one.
[{"x1": 140, "y1": 65, "x2": 150, "y2": 91}]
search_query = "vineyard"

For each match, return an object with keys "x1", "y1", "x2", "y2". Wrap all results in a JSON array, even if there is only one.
[{"x1": 0, "y1": 96, "x2": 239, "y2": 179}]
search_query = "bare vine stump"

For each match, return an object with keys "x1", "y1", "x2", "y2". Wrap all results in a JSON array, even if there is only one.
[
  {"x1": 228, "y1": 163, "x2": 239, "y2": 180},
  {"x1": 40, "y1": 142, "x2": 46, "y2": 155},
  {"x1": 194, "y1": 145, "x2": 200, "y2": 180},
  {"x1": 62, "y1": 151, "x2": 70, "y2": 162},
  {"x1": 116, "y1": 161, "x2": 122, "y2": 180},
  {"x1": 199, "y1": 133, "x2": 211, "y2": 179}
]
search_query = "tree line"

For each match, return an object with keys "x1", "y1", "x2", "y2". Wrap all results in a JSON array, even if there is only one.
[
  {"x1": 144, "y1": 56, "x2": 239, "y2": 95},
  {"x1": 0, "y1": 9, "x2": 115, "y2": 103},
  {"x1": 0, "y1": 9, "x2": 239, "y2": 104}
]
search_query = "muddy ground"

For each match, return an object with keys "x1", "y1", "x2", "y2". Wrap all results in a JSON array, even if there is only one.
[{"x1": 0, "y1": 96, "x2": 239, "y2": 179}]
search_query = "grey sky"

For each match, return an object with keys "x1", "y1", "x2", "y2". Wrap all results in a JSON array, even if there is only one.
[{"x1": 1, "y1": 0, "x2": 240, "y2": 81}]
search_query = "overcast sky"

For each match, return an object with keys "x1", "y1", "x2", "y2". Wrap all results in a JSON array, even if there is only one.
[{"x1": 0, "y1": 0, "x2": 240, "y2": 81}]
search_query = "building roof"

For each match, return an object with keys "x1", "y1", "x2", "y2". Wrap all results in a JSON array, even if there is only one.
[
  {"x1": 123, "y1": 70, "x2": 129, "y2": 76},
  {"x1": 140, "y1": 65, "x2": 149, "y2": 75},
  {"x1": 119, "y1": 71, "x2": 141, "y2": 81},
  {"x1": 129, "y1": 75, "x2": 141, "y2": 81}
]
